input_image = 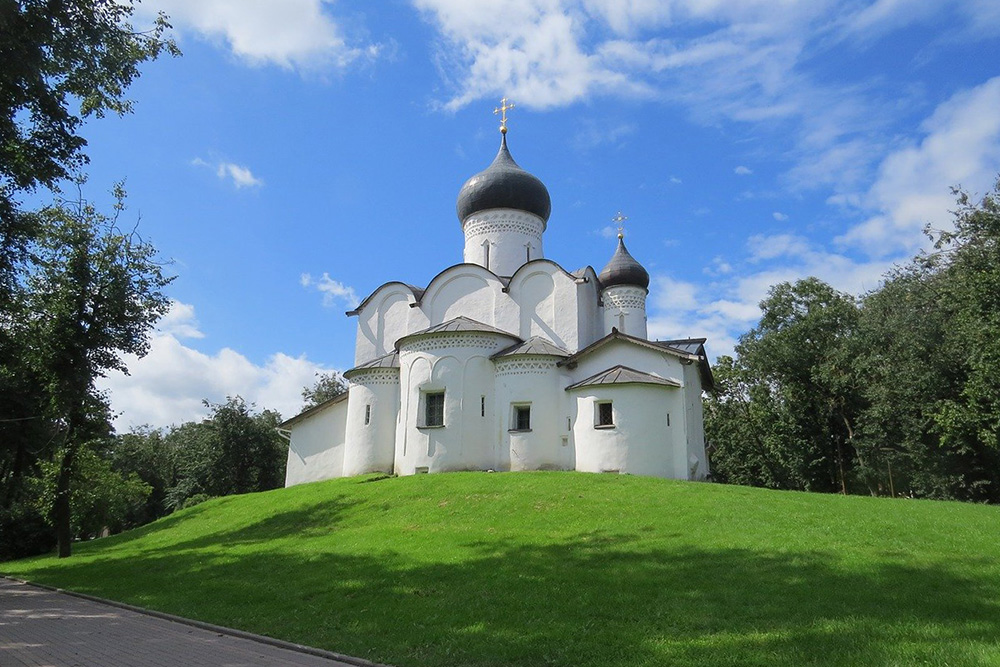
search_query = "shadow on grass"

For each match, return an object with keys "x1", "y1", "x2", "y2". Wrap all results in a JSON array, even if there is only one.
[
  {"x1": 16, "y1": 514, "x2": 1000, "y2": 667},
  {"x1": 79, "y1": 492, "x2": 364, "y2": 555}
]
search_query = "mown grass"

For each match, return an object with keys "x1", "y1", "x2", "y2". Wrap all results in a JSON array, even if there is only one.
[{"x1": 4, "y1": 472, "x2": 1000, "y2": 666}]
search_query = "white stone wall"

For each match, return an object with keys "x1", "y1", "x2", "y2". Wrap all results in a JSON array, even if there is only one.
[
  {"x1": 495, "y1": 355, "x2": 571, "y2": 472},
  {"x1": 354, "y1": 284, "x2": 418, "y2": 365},
  {"x1": 462, "y1": 209, "x2": 545, "y2": 277},
  {"x1": 395, "y1": 331, "x2": 515, "y2": 475},
  {"x1": 570, "y1": 384, "x2": 685, "y2": 478},
  {"x1": 575, "y1": 268, "x2": 603, "y2": 350},
  {"x1": 601, "y1": 285, "x2": 648, "y2": 339},
  {"x1": 682, "y1": 362, "x2": 709, "y2": 480},
  {"x1": 411, "y1": 266, "x2": 514, "y2": 330},
  {"x1": 284, "y1": 399, "x2": 348, "y2": 487},
  {"x1": 567, "y1": 339, "x2": 685, "y2": 389},
  {"x1": 342, "y1": 369, "x2": 400, "y2": 476}
]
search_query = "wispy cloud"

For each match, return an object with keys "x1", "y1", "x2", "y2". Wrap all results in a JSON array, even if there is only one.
[
  {"x1": 734, "y1": 165, "x2": 753, "y2": 176},
  {"x1": 143, "y1": 0, "x2": 380, "y2": 71},
  {"x1": 301, "y1": 272, "x2": 359, "y2": 308},
  {"x1": 413, "y1": 0, "x2": 1000, "y2": 207},
  {"x1": 192, "y1": 158, "x2": 264, "y2": 189},
  {"x1": 837, "y1": 76, "x2": 1000, "y2": 256}
]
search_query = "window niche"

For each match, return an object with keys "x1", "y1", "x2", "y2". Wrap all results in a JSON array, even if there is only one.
[
  {"x1": 364, "y1": 404, "x2": 371, "y2": 425},
  {"x1": 510, "y1": 403, "x2": 531, "y2": 432},
  {"x1": 421, "y1": 391, "x2": 445, "y2": 428},
  {"x1": 595, "y1": 401, "x2": 614, "y2": 428}
]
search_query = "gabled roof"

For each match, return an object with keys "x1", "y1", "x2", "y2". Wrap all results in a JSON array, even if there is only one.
[
  {"x1": 395, "y1": 316, "x2": 520, "y2": 349},
  {"x1": 655, "y1": 337, "x2": 708, "y2": 356},
  {"x1": 346, "y1": 282, "x2": 424, "y2": 317},
  {"x1": 343, "y1": 352, "x2": 399, "y2": 379},
  {"x1": 566, "y1": 365, "x2": 681, "y2": 390},
  {"x1": 558, "y1": 329, "x2": 701, "y2": 367},
  {"x1": 279, "y1": 390, "x2": 349, "y2": 429},
  {"x1": 558, "y1": 329, "x2": 714, "y2": 391},
  {"x1": 491, "y1": 336, "x2": 570, "y2": 359}
]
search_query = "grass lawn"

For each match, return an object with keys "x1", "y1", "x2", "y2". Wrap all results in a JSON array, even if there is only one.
[{"x1": 4, "y1": 472, "x2": 1000, "y2": 666}]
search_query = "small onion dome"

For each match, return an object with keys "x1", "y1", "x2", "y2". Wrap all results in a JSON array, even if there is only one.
[
  {"x1": 456, "y1": 134, "x2": 551, "y2": 224},
  {"x1": 598, "y1": 236, "x2": 650, "y2": 289}
]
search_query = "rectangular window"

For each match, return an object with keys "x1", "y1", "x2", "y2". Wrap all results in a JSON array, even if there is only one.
[
  {"x1": 596, "y1": 401, "x2": 614, "y2": 427},
  {"x1": 425, "y1": 391, "x2": 444, "y2": 427},
  {"x1": 511, "y1": 404, "x2": 531, "y2": 431},
  {"x1": 364, "y1": 404, "x2": 371, "y2": 425},
  {"x1": 481, "y1": 395, "x2": 485, "y2": 417}
]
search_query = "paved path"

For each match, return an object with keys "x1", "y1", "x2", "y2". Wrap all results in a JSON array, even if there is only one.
[{"x1": 0, "y1": 577, "x2": 383, "y2": 667}]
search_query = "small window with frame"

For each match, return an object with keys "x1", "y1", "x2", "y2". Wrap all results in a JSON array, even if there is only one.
[
  {"x1": 595, "y1": 401, "x2": 614, "y2": 428},
  {"x1": 364, "y1": 404, "x2": 371, "y2": 425},
  {"x1": 510, "y1": 403, "x2": 531, "y2": 431},
  {"x1": 424, "y1": 391, "x2": 445, "y2": 427}
]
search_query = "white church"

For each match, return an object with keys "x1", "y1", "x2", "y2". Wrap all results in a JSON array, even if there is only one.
[{"x1": 283, "y1": 112, "x2": 712, "y2": 486}]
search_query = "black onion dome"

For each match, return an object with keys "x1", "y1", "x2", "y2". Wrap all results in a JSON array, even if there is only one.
[
  {"x1": 598, "y1": 237, "x2": 650, "y2": 289},
  {"x1": 456, "y1": 134, "x2": 551, "y2": 224}
]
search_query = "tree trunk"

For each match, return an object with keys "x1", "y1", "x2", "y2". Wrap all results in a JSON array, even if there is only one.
[{"x1": 54, "y1": 444, "x2": 76, "y2": 558}]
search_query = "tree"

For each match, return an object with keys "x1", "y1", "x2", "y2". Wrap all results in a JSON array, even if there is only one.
[
  {"x1": 24, "y1": 187, "x2": 171, "y2": 556},
  {"x1": 706, "y1": 278, "x2": 862, "y2": 493},
  {"x1": 33, "y1": 444, "x2": 151, "y2": 539},
  {"x1": 301, "y1": 371, "x2": 347, "y2": 410},
  {"x1": 108, "y1": 427, "x2": 177, "y2": 526},
  {"x1": 0, "y1": 0, "x2": 177, "y2": 557},
  {"x1": 931, "y1": 182, "x2": 1000, "y2": 499},
  {"x1": 165, "y1": 397, "x2": 286, "y2": 509},
  {"x1": 0, "y1": 0, "x2": 177, "y2": 277}
]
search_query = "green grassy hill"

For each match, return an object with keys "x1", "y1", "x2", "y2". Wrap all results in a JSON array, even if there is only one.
[{"x1": 5, "y1": 472, "x2": 1000, "y2": 666}]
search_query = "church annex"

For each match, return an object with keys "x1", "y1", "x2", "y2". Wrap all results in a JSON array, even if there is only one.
[{"x1": 283, "y1": 110, "x2": 712, "y2": 485}]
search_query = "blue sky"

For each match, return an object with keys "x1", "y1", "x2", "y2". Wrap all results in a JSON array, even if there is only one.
[{"x1": 82, "y1": 0, "x2": 1000, "y2": 429}]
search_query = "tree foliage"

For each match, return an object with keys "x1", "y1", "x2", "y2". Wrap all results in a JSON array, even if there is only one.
[
  {"x1": 2, "y1": 187, "x2": 172, "y2": 557},
  {"x1": 707, "y1": 181, "x2": 1000, "y2": 503},
  {"x1": 301, "y1": 371, "x2": 347, "y2": 410},
  {"x1": 0, "y1": 0, "x2": 176, "y2": 218}
]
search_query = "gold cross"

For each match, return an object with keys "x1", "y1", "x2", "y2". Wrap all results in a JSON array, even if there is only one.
[
  {"x1": 612, "y1": 211, "x2": 628, "y2": 239},
  {"x1": 494, "y1": 97, "x2": 515, "y2": 134}
]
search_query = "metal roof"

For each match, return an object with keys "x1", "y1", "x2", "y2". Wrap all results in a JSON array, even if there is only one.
[
  {"x1": 279, "y1": 390, "x2": 349, "y2": 429},
  {"x1": 598, "y1": 237, "x2": 650, "y2": 289},
  {"x1": 395, "y1": 316, "x2": 520, "y2": 348},
  {"x1": 655, "y1": 338, "x2": 707, "y2": 356},
  {"x1": 343, "y1": 352, "x2": 399, "y2": 379},
  {"x1": 566, "y1": 365, "x2": 681, "y2": 390},
  {"x1": 491, "y1": 336, "x2": 570, "y2": 359},
  {"x1": 456, "y1": 133, "x2": 551, "y2": 223}
]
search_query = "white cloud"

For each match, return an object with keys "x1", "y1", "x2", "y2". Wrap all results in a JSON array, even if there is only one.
[
  {"x1": 413, "y1": 0, "x2": 999, "y2": 203},
  {"x1": 704, "y1": 256, "x2": 732, "y2": 276},
  {"x1": 669, "y1": 176, "x2": 682, "y2": 184},
  {"x1": 157, "y1": 300, "x2": 204, "y2": 339},
  {"x1": 837, "y1": 77, "x2": 1000, "y2": 256},
  {"x1": 218, "y1": 162, "x2": 264, "y2": 188},
  {"x1": 146, "y1": 0, "x2": 378, "y2": 70},
  {"x1": 192, "y1": 158, "x2": 264, "y2": 188},
  {"x1": 734, "y1": 165, "x2": 753, "y2": 175},
  {"x1": 647, "y1": 231, "x2": 895, "y2": 360},
  {"x1": 97, "y1": 301, "x2": 336, "y2": 429},
  {"x1": 772, "y1": 211, "x2": 788, "y2": 221},
  {"x1": 301, "y1": 272, "x2": 360, "y2": 308}
]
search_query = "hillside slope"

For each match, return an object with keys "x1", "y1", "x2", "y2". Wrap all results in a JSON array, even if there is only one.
[{"x1": 5, "y1": 472, "x2": 1000, "y2": 667}]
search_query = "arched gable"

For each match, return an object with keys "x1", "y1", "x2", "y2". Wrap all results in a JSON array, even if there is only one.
[
  {"x1": 417, "y1": 263, "x2": 513, "y2": 329},
  {"x1": 506, "y1": 260, "x2": 591, "y2": 351},
  {"x1": 350, "y1": 282, "x2": 422, "y2": 365}
]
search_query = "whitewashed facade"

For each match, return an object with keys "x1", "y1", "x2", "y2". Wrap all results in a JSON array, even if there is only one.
[{"x1": 283, "y1": 132, "x2": 712, "y2": 485}]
